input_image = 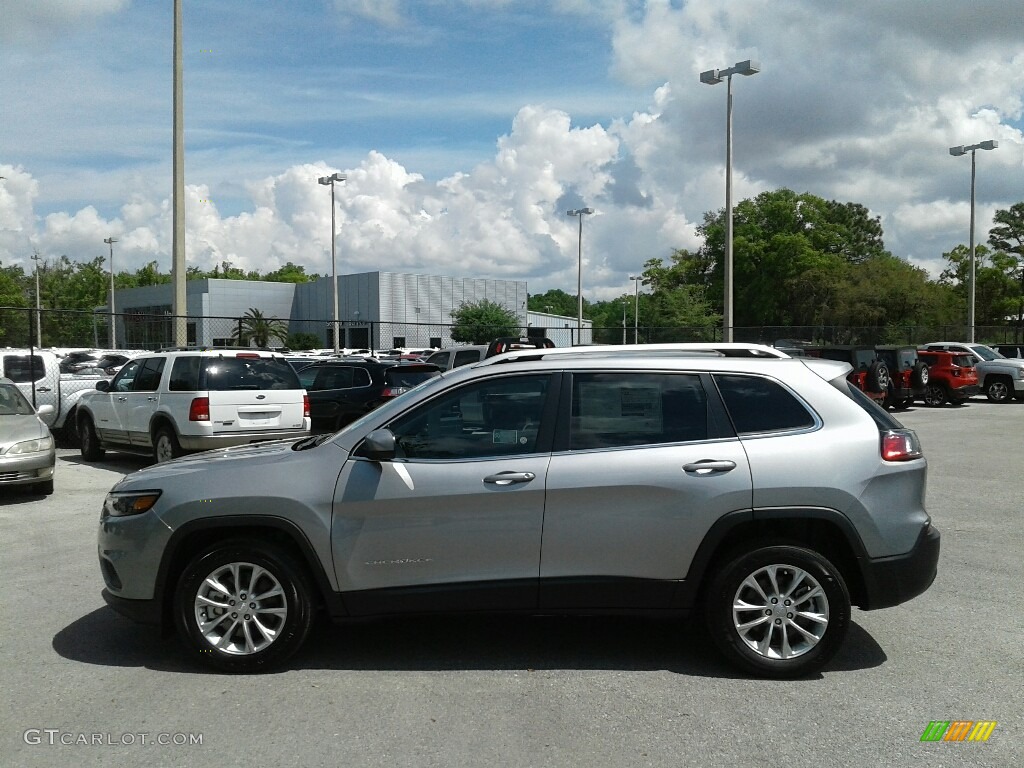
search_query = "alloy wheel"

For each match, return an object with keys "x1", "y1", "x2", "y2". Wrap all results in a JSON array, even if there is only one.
[
  {"x1": 192, "y1": 561, "x2": 288, "y2": 656},
  {"x1": 731, "y1": 563, "x2": 829, "y2": 660}
]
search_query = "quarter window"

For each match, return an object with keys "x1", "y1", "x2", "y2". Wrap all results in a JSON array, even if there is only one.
[
  {"x1": 715, "y1": 374, "x2": 815, "y2": 434},
  {"x1": 569, "y1": 373, "x2": 708, "y2": 449}
]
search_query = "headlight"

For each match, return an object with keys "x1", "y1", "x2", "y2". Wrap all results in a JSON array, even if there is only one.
[
  {"x1": 103, "y1": 490, "x2": 162, "y2": 518},
  {"x1": 4, "y1": 435, "x2": 54, "y2": 455}
]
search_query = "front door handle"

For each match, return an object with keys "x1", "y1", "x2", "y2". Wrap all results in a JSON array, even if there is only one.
[
  {"x1": 682, "y1": 460, "x2": 737, "y2": 475},
  {"x1": 483, "y1": 471, "x2": 536, "y2": 486},
  {"x1": 117, "y1": 396, "x2": 128, "y2": 402},
  {"x1": 36, "y1": 386, "x2": 52, "y2": 393}
]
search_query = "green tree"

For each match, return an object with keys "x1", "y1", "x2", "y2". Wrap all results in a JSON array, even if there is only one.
[
  {"x1": 232, "y1": 308, "x2": 289, "y2": 348},
  {"x1": 263, "y1": 262, "x2": 314, "y2": 283},
  {"x1": 285, "y1": 331, "x2": 321, "y2": 350},
  {"x1": 988, "y1": 202, "x2": 1024, "y2": 339},
  {"x1": 450, "y1": 299, "x2": 520, "y2": 343},
  {"x1": 527, "y1": 288, "x2": 579, "y2": 317},
  {"x1": 939, "y1": 244, "x2": 1016, "y2": 328}
]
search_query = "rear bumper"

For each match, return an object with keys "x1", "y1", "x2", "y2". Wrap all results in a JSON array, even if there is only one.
[
  {"x1": 948, "y1": 384, "x2": 980, "y2": 400},
  {"x1": 177, "y1": 427, "x2": 309, "y2": 451},
  {"x1": 860, "y1": 523, "x2": 940, "y2": 610}
]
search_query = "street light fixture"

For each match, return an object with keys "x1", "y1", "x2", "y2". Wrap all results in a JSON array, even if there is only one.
[
  {"x1": 629, "y1": 275, "x2": 641, "y2": 344},
  {"x1": 104, "y1": 237, "x2": 118, "y2": 347},
  {"x1": 318, "y1": 172, "x2": 347, "y2": 354},
  {"x1": 700, "y1": 59, "x2": 760, "y2": 342},
  {"x1": 949, "y1": 139, "x2": 998, "y2": 343},
  {"x1": 566, "y1": 207, "x2": 594, "y2": 344},
  {"x1": 31, "y1": 253, "x2": 43, "y2": 348}
]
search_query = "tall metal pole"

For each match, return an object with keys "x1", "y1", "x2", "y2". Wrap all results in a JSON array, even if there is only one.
[
  {"x1": 632, "y1": 276, "x2": 640, "y2": 344},
  {"x1": 319, "y1": 173, "x2": 346, "y2": 354},
  {"x1": 31, "y1": 253, "x2": 42, "y2": 347},
  {"x1": 724, "y1": 73, "x2": 734, "y2": 343},
  {"x1": 968, "y1": 149, "x2": 977, "y2": 343},
  {"x1": 172, "y1": 0, "x2": 187, "y2": 346},
  {"x1": 104, "y1": 237, "x2": 118, "y2": 347},
  {"x1": 566, "y1": 208, "x2": 593, "y2": 345}
]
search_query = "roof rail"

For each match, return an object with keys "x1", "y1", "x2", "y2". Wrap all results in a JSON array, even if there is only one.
[{"x1": 481, "y1": 342, "x2": 791, "y2": 365}]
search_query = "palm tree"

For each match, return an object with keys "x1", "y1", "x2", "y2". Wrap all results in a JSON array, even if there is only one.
[{"x1": 232, "y1": 308, "x2": 289, "y2": 348}]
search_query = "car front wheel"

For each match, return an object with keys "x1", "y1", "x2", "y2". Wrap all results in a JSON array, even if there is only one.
[
  {"x1": 705, "y1": 545, "x2": 850, "y2": 678},
  {"x1": 174, "y1": 540, "x2": 315, "y2": 672},
  {"x1": 986, "y1": 377, "x2": 1012, "y2": 403}
]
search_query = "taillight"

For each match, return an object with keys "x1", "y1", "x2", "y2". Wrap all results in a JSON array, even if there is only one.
[
  {"x1": 380, "y1": 387, "x2": 407, "y2": 398},
  {"x1": 303, "y1": 395, "x2": 310, "y2": 418},
  {"x1": 189, "y1": 397, "x2": 210, "y2": 421},
  {"x1": 950, "y1": 366, "x2": 960, "y2": 377},
  {"x1": 881, "y1": 429, "x2": 922, "y2": 461}
]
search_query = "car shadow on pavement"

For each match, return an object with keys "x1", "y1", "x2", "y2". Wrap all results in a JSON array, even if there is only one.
[
  {"x1": 53, "y1": 608, "x2": 886, "y2": 679},
  {"x1": 58, "y1": 453, "x2": 151, "y2": 475}
]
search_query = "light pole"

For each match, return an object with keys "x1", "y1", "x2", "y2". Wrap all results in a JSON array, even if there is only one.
[
  {"x1": 700, "y1": 59, "x2": 760, "y2": 342},
  {"x1": 31, "y1": 253, "x2": 42, "y2": 347},
  {"x1": 318, "y1": 172, "x2": 347, "y2": 354},
  {"x1": 566, "y1": 207, "x2": 594, "y2": 344},
  {"x1": 104, "y1": 237, "x2": 118, "y2": 347},
  {"x1": 629, "y1": 275, "x2": 641, "y2": 344},
  {"x1": 949, "y1": 140, "x2": 998, "y2": 343}
]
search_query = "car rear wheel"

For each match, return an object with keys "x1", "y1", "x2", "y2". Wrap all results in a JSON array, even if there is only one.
[
  {"x1": 174, "y1": 540, "x2": 315, "y2": 672},
  {"x1": 153, "y1": 426, "x2": 182, "y2": 463},
  {"x1": 705, "y1": 545, "x2": 850, "y2": 678},
  {"x1": 986, "y1": 376, "x2": 1012, "y2": 403},
  {"x1": 79, "y1": 415, "x2": 105, "y2": 460},
  {"x1": 923, "y1": 384, "x2": 947, "y2": 407}
]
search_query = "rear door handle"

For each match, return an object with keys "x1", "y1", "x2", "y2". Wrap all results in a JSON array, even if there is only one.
[
  {"x1": 682, "y1": 460, "x2": 737, "y2": 475},
  {"x1": 483, "y1": 471, "x2": 536, "y2": 486},
  {"x1": 36, "y1": 387, "x2": 52, "y2": 393}
]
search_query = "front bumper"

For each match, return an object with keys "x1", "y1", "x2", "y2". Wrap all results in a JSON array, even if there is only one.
[
  {"x1": 101, "y1": 588, "x2": 162, "y2": 626},
  {"x1": 0, "y1": 451, "x2": 55, "y2": 486},
  {"x1": 860, "y1": 523, "x2": 940, "y2": 610}
]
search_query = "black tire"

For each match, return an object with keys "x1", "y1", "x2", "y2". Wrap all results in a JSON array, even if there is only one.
[
  {"x1": 153, "y1": 426, "x2": 182, "y2": 463},
  {"x1": 79, "y1": 415, "x2": 105, "y2": 461},
  {"x1": 57, "y1": 407, "x2": 80, "y2": 448},
  {"x1": 985, "y1": 376, "x2": 1013, "y2": 403},
  {"x1": 173, "y1": 539, "x2": 315, "y2": 673},
  {"x1": 866, "y1": 361, "x2": 890, "y2": 394},
  {"x1": 705, "y1": 544, "x2": 850, "y2": 678},
  {"x1": 911, "y1": 361, "x2": 929, "y2": 389},
  {"x1": 923, "y1": 384, "x2": 947, "y2": 407}
]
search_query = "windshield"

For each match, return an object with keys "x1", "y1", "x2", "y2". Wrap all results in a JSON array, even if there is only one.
[
  {"x1": 0, "y1": 383, "x2": 36, "y2": 416},
  {"x1": 970, "y1": 345, "x2": 1003, "y2": 361}
]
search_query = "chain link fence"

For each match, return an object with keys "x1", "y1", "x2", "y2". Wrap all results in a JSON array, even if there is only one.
[{"x1": 3, "y1": 306, "x2": 1023, "y2": 352}]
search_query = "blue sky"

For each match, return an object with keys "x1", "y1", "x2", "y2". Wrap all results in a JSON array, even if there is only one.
[{"x1": 2, "y1": 0, "x2": 1023, "y2": 301}]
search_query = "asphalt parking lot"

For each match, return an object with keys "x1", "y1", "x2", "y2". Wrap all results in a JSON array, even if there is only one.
[{"x1": 1, "y1": 399, "x2": 1021, "y2": 767}]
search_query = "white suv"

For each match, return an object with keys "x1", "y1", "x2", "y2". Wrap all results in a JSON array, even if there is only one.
[{"x1": 78, "y1": 349, "x2": 310, "y2": 463}]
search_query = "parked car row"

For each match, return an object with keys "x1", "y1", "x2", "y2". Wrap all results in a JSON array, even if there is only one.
[{"x1": 795, "y1": 341, "x2": 1024, "y2": 408}]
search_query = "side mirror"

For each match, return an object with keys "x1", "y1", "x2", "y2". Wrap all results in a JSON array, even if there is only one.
[
  {"x1": 359, "y1": 428, "x2": 397, "y2": 461},
  {"x1": 95, "y1": 380, "x2": 110, "y2": 392},
  {"x1": 37, "y1": 404, "x2": 55, "y2": 416}
]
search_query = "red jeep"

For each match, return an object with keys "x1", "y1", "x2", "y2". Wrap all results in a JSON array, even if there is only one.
[
  {"x1": 915, "y1": 349, "x2": 980, "y2": 406},
  {"x1": 805, "y1": 345, "x2": 889, "y2": 404}
]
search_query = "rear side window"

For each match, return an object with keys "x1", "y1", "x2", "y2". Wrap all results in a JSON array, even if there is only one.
[
  {"x1": 169, "y1": 357, "x2": 201, "y2": 391},
  {"x1": 2, "y1": 355, "x2": 44, "y2": 383},
  {"x1": 827, "y1": 375, "x2": 904, "y2": 431},
  {"x1": 312, "y1": 366, "x2": 357, "y2": 391},
  {"x1": 201, "y1": 357, "x2": 301, "y2": 391},
  {"x1": 384, "y1": 368, "x2": 440, "y2": 388},
  {"x1": 715, "y1": 374, "x2": 816, "y2": 434},
  {"x1": 453, "y1": 349, "x2": 482, "y2": 368},
  {"x1": 570, "y1": 373, "x2": 709, "y2": 449},
  {"x1": 952, "y1": 355, "x2": 974, "y2": 368}
]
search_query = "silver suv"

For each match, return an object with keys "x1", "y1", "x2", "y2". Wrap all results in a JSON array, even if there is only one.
[
  {"x1": 78, "y1": 349, "x2": 310, "y2": 463},
  {"x1": 97, "y1": 348, "x2": 939, "y2": 678}
]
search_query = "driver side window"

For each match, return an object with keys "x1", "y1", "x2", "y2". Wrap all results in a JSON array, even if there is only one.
[
  {"x1": 386, "y1": 374, "x2": 550, "y2": 460},
  {"x1": 112, "y1": 359, "x2": 142, "y2": 393}
]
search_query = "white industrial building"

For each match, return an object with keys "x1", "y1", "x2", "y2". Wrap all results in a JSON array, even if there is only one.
[{"x1": 110, "y1": 271, "x2": 591, "y2": 349}]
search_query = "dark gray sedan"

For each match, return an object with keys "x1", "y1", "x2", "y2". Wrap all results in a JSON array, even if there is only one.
[{"x1": 0, "y1": 379, "x2": 56, "y2": 495}]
